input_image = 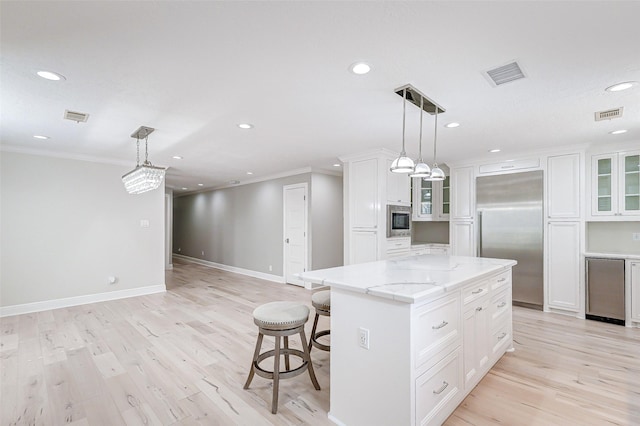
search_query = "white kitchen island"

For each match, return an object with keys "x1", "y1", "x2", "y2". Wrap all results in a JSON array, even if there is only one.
[{"x1": 300, "y1": 255, "x2": 517, "y2": 426}]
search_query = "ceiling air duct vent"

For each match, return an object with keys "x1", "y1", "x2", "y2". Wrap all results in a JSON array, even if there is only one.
[
  {"x1": 64, "y1": 109, "x2": 90, "y2": 123},
  {"x1": 485, "y1": 61, "x2": 526, "y2": 86},
  {"x1": 595, "y1": 107, "x2": 623, "y2": 121}
]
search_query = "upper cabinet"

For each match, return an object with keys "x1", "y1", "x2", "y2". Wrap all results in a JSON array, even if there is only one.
[
  {"x1": 590, "y1": 150, "x2": 640, "y2": 219},
  {"x1": 547, "y1": 153, "x2": 581, "y2": 219},
  {"x1": 412, "y1": 176, "x2": 450, "y2": 221},
  {"x1": 451, "y1": 166, "x2": 475, "y2": 220},
  {"x1": 386, "y1": 159, "x2": 411, "y2": 205}
]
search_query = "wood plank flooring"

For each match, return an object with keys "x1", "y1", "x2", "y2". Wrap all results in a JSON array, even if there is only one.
[{"x1": 2, "y1": 259, "x2": 639, "y2": 425}]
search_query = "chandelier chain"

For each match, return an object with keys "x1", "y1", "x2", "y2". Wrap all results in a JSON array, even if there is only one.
[
  {"x1": 136, "y1": 137, "x2": 140, "y2": 166},
  {"x1": 145, "y1": 135, "x2": 149, "y2": 164}
]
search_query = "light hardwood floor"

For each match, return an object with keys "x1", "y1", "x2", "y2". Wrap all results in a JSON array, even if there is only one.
[{"x1": 1, "y1": 259, "x2": 639, "y2": 425}]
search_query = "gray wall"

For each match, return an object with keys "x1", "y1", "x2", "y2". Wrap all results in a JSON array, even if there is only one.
[
  {"x1": 311, "y1": 173, "x2": 344, "y2": 269},
  {"x1": 173, "y1": 172, "x2": 343, "y2": 276},
  {"x1": 586, "y1": 221, "x2": 640, "y2": 255},
  {"x1": 412, "y1": 221, "x2": 450, "y2": 244},
  {"x1": 1, "y1": 152, "x2": 165, "y2": 307}
]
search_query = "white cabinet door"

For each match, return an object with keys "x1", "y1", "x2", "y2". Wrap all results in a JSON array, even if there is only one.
[
  {"x1": 547, "y1": 221, "x2": 581, "y2": 312},
  {"x1": 548, "y1": 153, "x2": 581, "y2": 219},
  {"x1": 438, "y1": 176, "x2": 451, "y2": 220},
  {"x1": 451, "y1": 221, "x2": 475, "y2": 257},
  {"x1": 351, "y1": 158, "x2": 379, "y2": 228},
  {"x1": 631, "y1": 262, "x2": 640, "y2": 323},
  {"x1": 451, "y1": 166, "x2": 474, "y2": 220},
  {"x1": 591, "y1": 153, "x2": 618, "y2": 217},
  {"x1": 412, "y1": 177, "x2": 434, "y2": 220},
  {"x1": 386, "y1": 159, "x2": 411, "y2": 204},
  {"x1": 462, "y1": 295, "x2": 490, "y2": 390},
  {"x1": 350, "y1": 231, "x2": 378, "y2": 264},
  {"x1": 619, "y1": 152, "x2": 640, "y2": 216}
]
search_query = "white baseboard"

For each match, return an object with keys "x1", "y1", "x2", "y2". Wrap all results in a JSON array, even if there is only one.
[
  {"x1": 173, "y1": 254, "x2": 285, "y2": 284},
  {"x1": 0, "y1": 284, "x2": 166, "y2": 318}
]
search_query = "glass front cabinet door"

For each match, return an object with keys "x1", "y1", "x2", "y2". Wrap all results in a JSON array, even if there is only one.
[
  {"x1": 591, "y1": 151, "x2": 640, "y2": 217},
  {"x1": 412, "y1": 176, "x2": 450, "y2": 221}
]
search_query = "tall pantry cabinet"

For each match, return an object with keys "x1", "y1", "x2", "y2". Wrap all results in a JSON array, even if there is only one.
[{"x1": 341, "y1": 149, "x2": 410, "y2": 265}]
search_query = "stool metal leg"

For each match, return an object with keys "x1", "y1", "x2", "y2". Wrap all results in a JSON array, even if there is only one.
[
  {"x1": 299, "y1": 329, "x2": 320, "y2": 390},
  {"x1": 272, "y1": 335, "x2": 281, "y2": 414},
  {"x1": 244, "y1": 332, "x2": 263, "y2": 389}
]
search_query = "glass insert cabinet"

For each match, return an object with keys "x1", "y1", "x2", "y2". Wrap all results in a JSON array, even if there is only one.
[
  {"x1": 592, "y1": 151, "x2": 640, "y2": 217},
  {"x1": 412, "y1": 176, "x2": 450, "y2": 221}
]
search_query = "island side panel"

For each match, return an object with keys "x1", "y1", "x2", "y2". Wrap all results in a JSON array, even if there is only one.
[{"x1": 329, "y1": 288, "x2": 413, "y2": 426}]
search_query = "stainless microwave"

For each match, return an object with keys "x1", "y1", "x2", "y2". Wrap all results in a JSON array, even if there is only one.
[{"x1": 387, "y1": 204, "x2": 411, "y2": 238}]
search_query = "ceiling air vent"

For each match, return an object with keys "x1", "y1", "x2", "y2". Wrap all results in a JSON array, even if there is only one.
[
  {"x1": 485, "y1": 61, "x2": 526, "y2": 86},
  {"x1": 64, "y1": 109, "x2": 90, "y2": 123},
  {"x1": 595, "y1": 107, "x2": 623, "y2": 121}
]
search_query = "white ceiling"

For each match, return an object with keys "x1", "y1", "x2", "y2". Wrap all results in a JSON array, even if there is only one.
[{"x1": 2, "y1": 1, "x2": 639, "y2": 193}]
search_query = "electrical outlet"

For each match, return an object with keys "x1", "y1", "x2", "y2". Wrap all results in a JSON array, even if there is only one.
[
  {"x1": 358, "y1": 327, "x2": 370, "y2": 349},
  {"x1": 633, "y1": 233, "x2": 640, "y2": 241},
  {"x1": 201, "y1": 250, "x2": 205, "y2": 256}
]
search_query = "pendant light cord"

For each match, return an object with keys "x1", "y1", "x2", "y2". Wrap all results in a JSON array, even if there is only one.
[
  {"x1": 401, "y1": 87, "x2": 407, "y2": 154},
  {"x1": 433, "y1": 107, "x2": 439, "y2": 164},
  {"x1": 418, "y1": 96, "x2": 424, "y2": 158}
]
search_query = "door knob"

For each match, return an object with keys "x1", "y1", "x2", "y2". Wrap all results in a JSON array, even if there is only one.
[{"x1": 285, "y1": 238, "x2": 290, "y2": 243}]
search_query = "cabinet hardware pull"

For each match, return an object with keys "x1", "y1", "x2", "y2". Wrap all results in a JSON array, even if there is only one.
[
  {"x1": 497, "y1": 302, "x2": 506, "y2": 308},
  {"x1": 476, "y1": 306, "x2": 483, "y2": 312},
  {"x1": 432, "y1": 321, "x2": 448, "y2": 330},
  {"x1": 433, "y1": 381, "x2": 449, "y2": 395},
  {"x1": 498, "y1": 332, "x2": 507, "y2": 340},
  {"x1": 472, "y1": 288, "x2": 484, "y2": 294},
  {"x1": 497, "y1": 278, "x2": 506, "y2": 282}
]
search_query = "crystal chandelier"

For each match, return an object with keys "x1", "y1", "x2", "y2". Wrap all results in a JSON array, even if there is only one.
[{"x1": 122, "y1": 126, "x2": 166, "y2": 194}]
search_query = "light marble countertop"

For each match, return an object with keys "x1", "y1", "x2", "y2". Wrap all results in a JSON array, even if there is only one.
[{"x1": 299, "y1": 255, "x2": 516, "y2": 304}]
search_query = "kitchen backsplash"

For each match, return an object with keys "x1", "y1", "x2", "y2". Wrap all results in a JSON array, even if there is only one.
[
  {"x1": 586, "y1": 221, "x2": 640, "y2": 255},
  {"x1": 412, "y1": 221, "x2": 450, "y2": 244}
]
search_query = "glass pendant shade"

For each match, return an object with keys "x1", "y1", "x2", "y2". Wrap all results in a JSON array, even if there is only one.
[
  {"x1": 429, "y1": 165, "x2": 446, "y2": 181},
  {"x1": 390, "y1": 152, "x2": 415, "y2": 173},
  {"x1": 122, "y1": 162, "x2": 166, "y2": 194},
  {"x1": 410, "y1": 160, "x2": 431, "y2": 177}
]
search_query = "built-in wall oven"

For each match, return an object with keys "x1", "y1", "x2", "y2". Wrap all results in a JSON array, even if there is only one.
[{"x1": 387, "y1": 205, "x2": 411, "y2": 238}]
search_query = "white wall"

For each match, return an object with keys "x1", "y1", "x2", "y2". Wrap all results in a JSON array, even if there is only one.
[
  {"x1": 0, "y1": 152, "x2": 165, "y2": 314},
  {"x1": 311, "y1": 173, "x2": 343, "y2": 269}
]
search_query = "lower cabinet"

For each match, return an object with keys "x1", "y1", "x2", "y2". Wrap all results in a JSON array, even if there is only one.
[
  {"x1": 415, "y1": 348, "x2": 462, "y2": 426},
  {"x1": 451, "y1": 221, "x2": 475, "y2": 256},
  {"x1": 350, "y1": 230, "x2": 378, "y2": 264},
  {"x1": 547, "y1": 221, "x2": 581, "y2": 312},
  {"x1": 462, "y1": 293, "x2": 490, "y2": 390},
  {"x1": 631, "y1": 262, "x2": 640, "y2": 324}
]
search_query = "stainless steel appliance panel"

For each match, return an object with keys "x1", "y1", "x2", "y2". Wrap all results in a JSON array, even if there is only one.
[
  {"x1": 477, "y1": 170, "x2": 544, "y2": 309},
  {"x1": 586, "y1": 258, "x2": 625, "y2": 323}
]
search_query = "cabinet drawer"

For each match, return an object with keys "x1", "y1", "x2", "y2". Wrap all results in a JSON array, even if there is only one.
[
  {"x1": 489, "y1": 270, "x2": 511, "y2": 292},
  {"x1": 490, "y1": 320, "x2": 511, "y2": 359},
  {"x1": 388, "y1": 238, "x2": 411, "y2": 251},
  {"x1": 462, "y1": 280, "x2": 490, "y2": 305},
  {"x1": 415, "y1": 348, "x2": 462, "y2": 426},
  {"x1": 413, "y1": 293, "x2": 460, "y2": 371},
  {"x1": 491, "y1": 288, "x2": 511, "y2": 325}
]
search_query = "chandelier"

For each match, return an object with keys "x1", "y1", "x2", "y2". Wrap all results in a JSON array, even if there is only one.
[{"x1": 122, "y1": 126, "x2": 166, "y2": 194}]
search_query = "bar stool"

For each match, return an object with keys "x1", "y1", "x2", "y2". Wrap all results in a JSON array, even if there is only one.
[
  {"x1": 244, "y1": 301, "x2": 320, "y2": 414},
  {"x1": 309, "y1": 290, "x2": 331, "y2": 353}
]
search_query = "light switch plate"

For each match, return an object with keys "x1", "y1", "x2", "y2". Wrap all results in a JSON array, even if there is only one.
[
  {"x1": 140, "y1": 219, "x2": 150, "y2": 228},
  {"x1": 633, "y1": 232, "x2": 640, "y2": 241}
]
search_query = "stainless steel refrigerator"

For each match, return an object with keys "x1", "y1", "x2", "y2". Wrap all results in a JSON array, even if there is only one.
[{"x1": 477, "y1": 170, "x2": 544, "y2": 309}]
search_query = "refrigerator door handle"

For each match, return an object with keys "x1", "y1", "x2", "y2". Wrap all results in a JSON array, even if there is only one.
[{"x1": 477, "y1": 211, "x2": 483, "y2": 257}]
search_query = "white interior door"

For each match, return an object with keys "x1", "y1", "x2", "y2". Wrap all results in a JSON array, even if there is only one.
[{"x1": 283, "y1": 183, "x2": 308, "y2": 286}]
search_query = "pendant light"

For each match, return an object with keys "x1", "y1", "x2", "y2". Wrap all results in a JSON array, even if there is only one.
[
  {"x1": 122, "y1": 126, "x2": 166, "y2": 194},
  {"x1": 390, "y1": 88, "x2": 415, "y2": 173},
  {"x1": 427, "y1": 107, "x2": 446, "y2": 181},
  {"x1": 409, "y1": 96, "x2": 431, "y2": 178}
]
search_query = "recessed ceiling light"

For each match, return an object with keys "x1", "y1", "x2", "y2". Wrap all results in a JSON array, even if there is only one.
[
  {"x1": 172, "y1": 156, "x2": 183, "y2": 160},
  {"x1": 445, "y1": 122, "x2": 460, "y2": 128},
  {"x1": 36, "y1": 70, "x2": 66, "y2": 81},
  {"x1": 181, "y1": 187, "x2": 188, "y2": 190},
  {"x1": 609, "y1": 129, "x2": 627, "y2": 135},
  {"x1": 33, "y1": 135, "x2": 50, "y2": 140},
  {"x1": 333, "y1": 163, "x2": 341, "y2": 167},
  {"x1": 246, "y1": 171, "x2": 253, "y2": 175},
  {"x1": 489, "y1": 149, "x2": 501, "y2": 153},
  {"x1": 197, "y1": 183, "x2": 204, "y2": 186},
  {"x1": 350, "y1": 62, "x2": 371, "y2": 75},
  {"x1": 238, "y1": 123, "x2": 253, "y2": 129},
  {"x1": 605, "y1": 81, "x2": 638, "y2": 92}
]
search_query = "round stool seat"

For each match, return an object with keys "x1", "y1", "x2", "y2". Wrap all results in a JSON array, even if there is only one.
[
  {"x1": 253, "y1": 301, "x2": 309, "y2": 330},
  {"x1": 311, "y1": 290, "x2": 331, "y2": 311}
]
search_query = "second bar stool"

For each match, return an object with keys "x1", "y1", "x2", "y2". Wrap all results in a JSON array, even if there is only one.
[{"x1": 309, "y1": 290, "x2": 331, "y2": 353}]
